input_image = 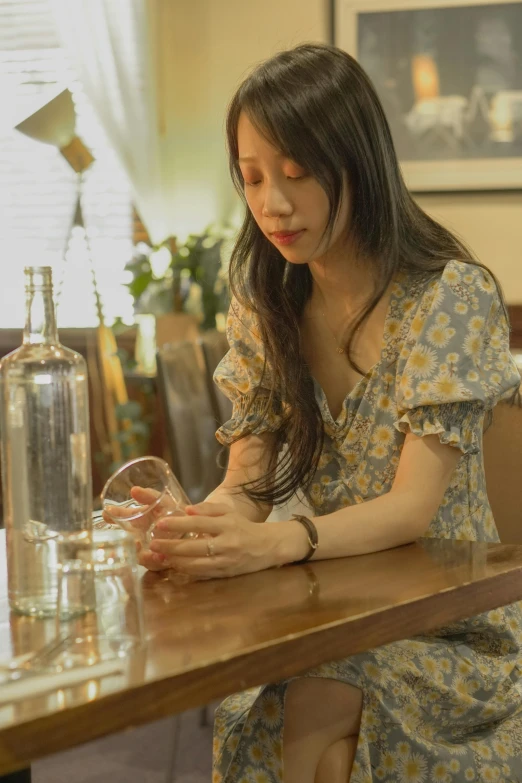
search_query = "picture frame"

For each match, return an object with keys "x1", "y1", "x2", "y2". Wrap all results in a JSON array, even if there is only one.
[{"x1": 333, "y1": 0, "x2": 522, "y2": 191}]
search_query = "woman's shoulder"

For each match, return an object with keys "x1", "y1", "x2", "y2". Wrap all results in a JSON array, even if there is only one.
[
  {"x1": 440, "y1": 259, "x2": 497, "y2": 289},
  {"x1": 407, "y1": 259, "x2": 500, "y2": 314},
  {"x1": 422, "y1": 259, "x2": 497, "y2": 293}
]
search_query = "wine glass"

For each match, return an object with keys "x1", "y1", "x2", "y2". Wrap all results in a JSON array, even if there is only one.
[{"x1": 100, "y1": 456, "x2": 195, "y2": 552}]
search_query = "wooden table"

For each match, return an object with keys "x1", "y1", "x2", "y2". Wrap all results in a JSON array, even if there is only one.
[{"x1": 2, "y1": 530, "x2": 522, "y2": 774}]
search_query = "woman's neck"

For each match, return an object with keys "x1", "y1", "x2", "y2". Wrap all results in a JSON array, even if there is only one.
[{"x1": 308, "y1": 245, "x2": 375, "y2": 314}]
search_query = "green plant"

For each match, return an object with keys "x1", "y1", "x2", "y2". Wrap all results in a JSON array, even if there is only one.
[{"x1": 125, "y1": 226, "x2": 232, "y2": 330}]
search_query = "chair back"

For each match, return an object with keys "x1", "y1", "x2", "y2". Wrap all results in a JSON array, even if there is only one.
[
  {"x1": 198, "y1": 330, "x2": 233, "y2": 426},
  {"x1": 156, "y1": 341, "x2": 224, "y2": 504},
  {"x1": 483, "y1": 393, "x2": 522, "y2": 543}
]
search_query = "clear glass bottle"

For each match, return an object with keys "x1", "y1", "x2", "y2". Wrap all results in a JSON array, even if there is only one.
[{"x1": 0, "y1": 266, "x2": 93, "y2": 617}]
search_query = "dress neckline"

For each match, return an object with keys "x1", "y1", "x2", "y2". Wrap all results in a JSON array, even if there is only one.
[{"x1": 313, "y1": 273, "x2": 406, "y2": 429}]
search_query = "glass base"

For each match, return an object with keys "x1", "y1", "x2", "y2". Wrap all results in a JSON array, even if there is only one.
[{"x1": 10, "y1": 596, "x2": 91, "y2": 621}]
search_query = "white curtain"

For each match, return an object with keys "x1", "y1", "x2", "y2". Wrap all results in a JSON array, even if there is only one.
[{"x1": 50, "y1": 0, "x2": 237, "y2": 245}]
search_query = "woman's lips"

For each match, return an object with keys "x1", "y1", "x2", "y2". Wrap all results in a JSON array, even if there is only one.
[{"x1": 271, "y1": 230, "x2": 305, "y2": 246}]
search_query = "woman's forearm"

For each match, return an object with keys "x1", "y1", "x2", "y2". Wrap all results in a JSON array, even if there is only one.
[{"x1": 273, "y1": 488, "x2": 432, "y2": 565}]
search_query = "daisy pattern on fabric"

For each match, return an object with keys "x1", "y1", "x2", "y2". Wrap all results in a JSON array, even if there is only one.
[
  {"x1": 381, "y1": 751, "x2": 398, "y2": 774},
  {"x1": 377, "y1": 393, "x2": 393, "y2": 412},
  {"x1": 406, "y1": 344, "x2": 438, "y2": 378},
  {"x1": 370, "y1": 424, "x2": 394, "y2": 459},
  {"x1": 463, "y1": 333, "x2": 483, "y2": 363},
  {"x1": 427, "y1": 323, "x2": 456, "y2": 349},
  {"x1": 388, "y1": 318, "x2": 402, "y2": 337},
  {"x1": 430, "y1": 283, "x2": 446, "y2": 311},
  {"x1": 468, "y1": 315, "x2": 485, "y2": 333},
  {"x1": 444, "y1": 266, "x2": 462, "y2": 285},
  {"x1": 446, "y1": 352, "x2": 459, "y2": 370},
  {"x1": 251, "y1": 767, "x2": 271, "y2": 783},
  {"x1": 399, "y1": 751, "x2": 428, "y2": 783},
  {"x1": 477, "y1": 273, "x2": 496, "y2": 294},
  {"x1": 371, "y1": 424, "x2": 395, "y2": 447},
  {"x1": 492, "y1": 738, "x2": 510, "y2": 761},
  {"x1": 397, "y1": 742, "x2": 413, "y2": 759},
  {"x1": 431, "y1": 761, "x2": 449, "y2": 781},
  {"x1": 416, "y1": 380, "x2": 432, "y2": 403},
  {"x1": 455, "y1": 301, "x2": 468, "y2": 315},
  {"x1": 248, "y1": 744, "x2": 265, "y2": 765},
  {"x1": 429, "y1": 373, "x2": 469, "y2": 403},
  {"x1": 436, "y1": 312, "x2": 451, "y2": 327},
  {"x1": 259, "y1": 693, "x2": 282, "y2": 729}
]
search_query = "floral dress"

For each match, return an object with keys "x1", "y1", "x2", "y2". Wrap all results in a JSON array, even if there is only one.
[{"x1": 212, "y1": 260, "x2": 522, "y2": 783}]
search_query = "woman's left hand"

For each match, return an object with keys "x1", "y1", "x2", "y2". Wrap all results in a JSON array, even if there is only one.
[{"x1": 148, "y1": 502, "x2": 290, "y2": 579}]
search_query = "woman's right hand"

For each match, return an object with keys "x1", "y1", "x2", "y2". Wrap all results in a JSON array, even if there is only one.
[{"x1": 102, "y1": 486, "x2": 186, "y2": 571}]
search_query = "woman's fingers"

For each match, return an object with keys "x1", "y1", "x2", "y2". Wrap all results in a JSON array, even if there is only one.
[
  {"x1": 186, "y1": 502, "x2": 231, "y2": 516},
  {"x1": 155, "y1": 514, "x2": 225, "y2": 537},
  {"x1": 131, "y1": 486, "x2": 161, "y2": 504},
  {"x1": 165, "y1": 557, "x2": 227, "y2": 578},
  {"x1": 138, "y1": 549, "x2": 168, "y2": 571},
  {"x1": 104, "y1": 504, "x2": 143, "y2": 520},
  {"x1": 149, "y1": 535, "x2": 214, "y2": 559}
]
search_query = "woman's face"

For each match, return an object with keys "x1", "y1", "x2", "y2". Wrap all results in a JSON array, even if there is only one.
[{"x1": 237, "y1": 112, "x2": 351, "y2": 265}]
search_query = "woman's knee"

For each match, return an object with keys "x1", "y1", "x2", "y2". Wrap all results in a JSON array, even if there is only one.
[{"x1": 284, "y1": 678, "x2": 363, "y2": 746}]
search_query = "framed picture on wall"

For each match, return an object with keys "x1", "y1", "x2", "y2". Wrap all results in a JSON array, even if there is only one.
[{"x1": 334, "y1": 0, "x2": 522, "y2": 191}]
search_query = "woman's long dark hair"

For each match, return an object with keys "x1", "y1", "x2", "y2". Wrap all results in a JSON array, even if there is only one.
[{"x1": 225, "y1": 42, "x2": 510, "y2": 506}]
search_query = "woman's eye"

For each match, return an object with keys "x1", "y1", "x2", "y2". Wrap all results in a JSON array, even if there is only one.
[{"x1": 245, "y1": 181, "x2": 261, "y2": 187}]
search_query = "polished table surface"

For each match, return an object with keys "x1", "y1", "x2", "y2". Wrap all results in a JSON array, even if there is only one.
[{"x1": 2, "y1": 529, "x2": 522, "y2": 774}]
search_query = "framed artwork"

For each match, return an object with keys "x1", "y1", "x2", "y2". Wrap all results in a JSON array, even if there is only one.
[{"x1": 334, "y1": 0, "x2": 522, "y2": 191}]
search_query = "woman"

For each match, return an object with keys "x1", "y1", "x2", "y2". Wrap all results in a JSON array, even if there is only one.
[{"x1": 145, "y1": 44, "x2": 522, "y2": 782}]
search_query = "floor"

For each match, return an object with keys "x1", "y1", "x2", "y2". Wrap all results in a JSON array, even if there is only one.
[{"x1": 34, "y1": 705, "x2": 216, "y2": 783}]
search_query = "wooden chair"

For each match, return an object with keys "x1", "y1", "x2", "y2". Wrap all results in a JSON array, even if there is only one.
[
  {"x1": 483, "y1": 392, "x2": 522, "y2": 544},
  {"x1": 156, "y1": 341, "x2": 224, "y2": 504},
  {"x1": 198, "y1": 330, "x2": 232, "y2": 427}
]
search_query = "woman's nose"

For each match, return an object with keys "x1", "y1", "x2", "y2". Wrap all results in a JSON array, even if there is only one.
[{"x1": 261, "y1": 185, "x2": 293, "y2": 218}]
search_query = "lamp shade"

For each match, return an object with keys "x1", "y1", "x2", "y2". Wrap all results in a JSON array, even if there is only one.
[
  {"x1": 15, "y1": 87, "x2": 76, "y2": 148},
  {"x1": 15, "y1": 87, "x2": 95, "y2": 172}
]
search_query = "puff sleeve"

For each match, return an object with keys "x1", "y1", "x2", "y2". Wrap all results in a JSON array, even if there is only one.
[
  {"x1": 213, "y1": 299, "x2": 283, "y2": 445},
  {"x1": 394, "y1": 261, "x2": 520, "y2": 455}
]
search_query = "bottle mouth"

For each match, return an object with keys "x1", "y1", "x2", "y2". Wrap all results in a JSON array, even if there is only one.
[{"x1": 24, "y1": 266, "x2": 54, "y2": 290}]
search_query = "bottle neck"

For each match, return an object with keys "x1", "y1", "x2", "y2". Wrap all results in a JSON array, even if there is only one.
[{"x1": 23, "y1": 287, "x2": 59, "y2": 345}]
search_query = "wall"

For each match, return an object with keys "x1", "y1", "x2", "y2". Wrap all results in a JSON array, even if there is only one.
[
  {"x1": 151, "y1": 0, "x2": 328, "y2": 237},
  {"x1": 417, "y1": 192, "x2": 522, "y2": 302}
]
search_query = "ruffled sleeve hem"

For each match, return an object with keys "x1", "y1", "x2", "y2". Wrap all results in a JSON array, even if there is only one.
[
  {"x1": 394, "y1": 401, "x2": 485, "y2": 455},
  {"x1": 216, "y1": 391, "x2": 283, "y2": 446}
]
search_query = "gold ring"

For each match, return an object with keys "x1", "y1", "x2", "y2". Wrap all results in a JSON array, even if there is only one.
[{"x1": 206, "y1": 539, "x2": 215, "y2": 557}]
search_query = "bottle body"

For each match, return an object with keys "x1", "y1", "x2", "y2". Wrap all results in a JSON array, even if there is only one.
[{"x1": 0, "y1": 267, "x2": 92, "y2": 617}]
